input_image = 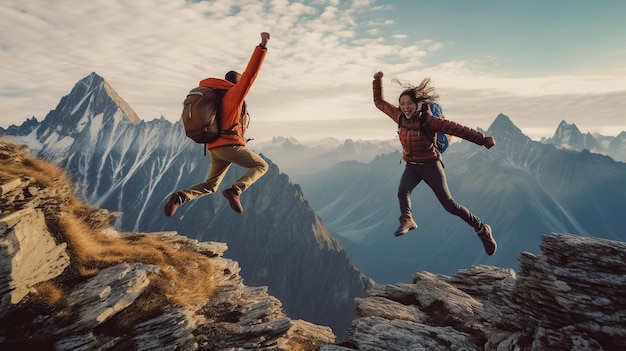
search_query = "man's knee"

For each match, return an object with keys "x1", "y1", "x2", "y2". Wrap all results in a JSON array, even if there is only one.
[{"x1": 256, "y1": 158, "x2": 269, "y2": 174}]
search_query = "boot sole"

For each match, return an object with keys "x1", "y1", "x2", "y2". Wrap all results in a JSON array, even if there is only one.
[
  {"x1": 394, "y1": 224, "x2": 418, "y2": 237},
  {"x1": 222, "y1": 190, "x2": 243, "y2": 214}
]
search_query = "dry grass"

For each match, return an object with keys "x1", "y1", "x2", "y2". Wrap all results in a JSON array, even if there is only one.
[
  {"x1": 61, "y1": 214, "x2": 217, "y2": 307},
  {"x1": 1, "y1": 140, "x2": 217, "y2": 315},
  {"x1": 30, "y1": 281, "x2": 65, "y2": 306},
  {"x1": 288, "y1": 338, "x2": 324, "y2": 351},
  {"x1": 0, "y1": 141, "x2": 72, "y2": 190}
]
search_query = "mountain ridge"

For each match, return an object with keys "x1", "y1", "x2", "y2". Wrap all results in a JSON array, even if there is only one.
[
  {"x1": 296, "y1": 112, "x2": 626, "y2": 282},
  {"x1": 0, "y1": 139, "x2": 336, "y2": 350},
  {"x1": 3, "y1": 140, "x2": 625, "y2": 350},
  {"x1": 1, "y1": 72, "x2": 371, "y2": 339}
]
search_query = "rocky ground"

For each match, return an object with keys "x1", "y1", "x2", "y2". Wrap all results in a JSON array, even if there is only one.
[
  {"x1": 2, "y1": 139, "x2": 625, "y2": 351},
  {"x1": 0, "y1": 140, "x2": 334, "y2": 350},
  {"x1": 322, "y1": 234, "x2": 626, "y2": 351}
]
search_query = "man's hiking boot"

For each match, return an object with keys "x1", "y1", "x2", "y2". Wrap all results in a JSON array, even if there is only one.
[
  {"x1": 476, "y1": 224, "x2": 497, "y2": 255},
  {"x1": 222, "y1": 188, "x2": 243, "y2": 214},
  {"x1": 164, "y1": 192, "x2": 187, "y2": 217},
  {"x1": 394, "y1": 215, "x2": 418, "y2": 237}
]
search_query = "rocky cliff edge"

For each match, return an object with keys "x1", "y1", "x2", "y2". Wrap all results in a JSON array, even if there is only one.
[
  {"x1": 0, "y1": 139, "x2": 334, "y2": 350},
  {"x1": 2, "y1": 138, "x2": 625, "y2": 351},
  {"x1": 322, "y1": 235, "x2": 626, "y2": 350}
]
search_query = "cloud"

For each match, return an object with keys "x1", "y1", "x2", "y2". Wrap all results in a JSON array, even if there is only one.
[{"x1": 1, "y1": 0, "x2": 625, "y2": 141}]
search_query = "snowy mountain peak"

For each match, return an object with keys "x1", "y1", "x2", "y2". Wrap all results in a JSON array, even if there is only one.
[
  {"x1": 553, "y1": 120, "x2": 582, "y2": 141},
  {"x1": 487, "y1": 113, "x2": 530, "y2": 143},
  {"x1": 549, "y1": 120, "x2": 600, "y2": 152},
  {"x1": 30, "y1": 72, "x2": 143, "y2": 159},
  {"x1": 39, "y1": 71, "x2": 139, "y2": 134},
  {"x1": 79, "y1": 71, "x2": 140, "y2": 124},
  {"x1": 270, "y1": 136, "x2": 302, "y2": 147}
]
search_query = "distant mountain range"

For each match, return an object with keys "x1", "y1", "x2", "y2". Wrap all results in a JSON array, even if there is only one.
[
  {"x1": 253, "y1": 137, "x2": 399, "y2": 177},
  {"x1": 542, "y1": 120, "x2": 626, "y2": 162},
  {"x1": 294, "y1": 114, "x2": 626, "y2": 282},
  {"x1": 2, "y1": 71, "x2": 625, "y2": 306},
  {"x1": 251, "y1": 120, "x2": 626, "y2": 181},
  {"x1": 0, "y1": 72, "x2": 371, "y2": 339}
]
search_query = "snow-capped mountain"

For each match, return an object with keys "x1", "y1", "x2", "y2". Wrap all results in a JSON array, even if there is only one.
[
  {"x1": 608, "y1": 131, "x2": 626, "y2": 161},
  {"x1": 297, "y1": 114, "x2": 626, "y2": 283},
  {"x1": 253, "y1": 136, "x2": 399, "y2": 177},
  {"x1": 4, "y1": 71, "x2": 626, "y2": 330},
  {"x1": 2, "y1": 72, "x2": 371, "y2": 338},
  {"x1": 546, "y1": 120, "x2": 601, "y2": 151},
  {"x1": 542, "y1": 120, "x2": 626, "y2": 162}
]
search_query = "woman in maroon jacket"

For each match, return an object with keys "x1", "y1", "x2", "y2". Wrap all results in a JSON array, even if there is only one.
[{"x1": 372, "y1": 71, "x2": 497, "y2": 255}]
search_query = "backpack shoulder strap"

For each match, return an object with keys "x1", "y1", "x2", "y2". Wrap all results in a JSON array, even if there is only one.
[
  {"x1": 396, "y1": 114, "x2": 403, "y2": 133},
  {"x1": 419, "y1": 102, "x2": 435, "y2": 138}
]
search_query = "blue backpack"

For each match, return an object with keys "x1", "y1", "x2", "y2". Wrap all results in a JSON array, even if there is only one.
[
  {"x1": 397, "y1": 101, "x2": 451, "y2": 153},
  {"x1": 425, "y1": 102, "x2": 450, "y2": 153}
]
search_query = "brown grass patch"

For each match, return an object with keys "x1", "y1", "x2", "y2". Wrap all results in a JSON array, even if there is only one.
[
  {"x1": 58, "y1": 206, "x2": 216, "y2": 311},
  {"x1": 2, "y1": 140, "x2": 217, "y2": 314},
  {"x1": 61, "y1": 214, "x2": 217, "y2": 306},
  {"x1": 31, "y1": 281, "x2": 65, "y2": 306}
]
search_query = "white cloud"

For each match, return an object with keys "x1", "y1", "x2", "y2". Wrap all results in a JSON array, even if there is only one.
[{"x1": 1, "y1": 0, "x2": 625, "y2": 141}]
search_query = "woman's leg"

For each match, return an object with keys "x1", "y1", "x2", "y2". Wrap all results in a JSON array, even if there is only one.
[
  {"x1": 421, "y1": 160, "x2": 481, "y2": 230},
  {"x1": 394, "y1": 164, "x2": 421, "y2": 236},
  {"x1": 422, "y1": 160, "x2": 496, "y2": 254},
  {"x1": 397, "y1": 164, "x2": 422, "y2": 217}
]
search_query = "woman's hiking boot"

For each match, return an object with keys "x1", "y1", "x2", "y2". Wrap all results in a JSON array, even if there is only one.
[
  {"x1": 394, "y1": 215, "x2": 418, "y2": 237},
  {"x1": 164, "y1": 192, "x2": 187, "y2": 217},
  {"x1": 476, "y1": 224, "x2": 497, "y2": 255},
  {"x1": 222, "y1": 188, "x2": 244, "y2": 214}
]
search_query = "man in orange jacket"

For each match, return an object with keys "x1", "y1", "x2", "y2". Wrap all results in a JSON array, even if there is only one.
[{"x1": 165, "y1": 32, "x2": 270, "y2": 216}]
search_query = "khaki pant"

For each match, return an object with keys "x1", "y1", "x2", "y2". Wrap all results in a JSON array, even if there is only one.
[{"x1": 181, "y1": 145, "x2": 268, "y2": 200}]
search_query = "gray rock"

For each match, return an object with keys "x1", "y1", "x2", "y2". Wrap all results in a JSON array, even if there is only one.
[
  {"x1": 60, "y1": 262, "x2": 159, "y2": 334},
  {"x1": 336, "y1": 233, "x2": 626, "y2": 350},
  {"x1": 0, "y1": 140, "x2": 336, "y2": 350},
  {"x1": 1, "y1": 206, "x2": 70, "y2": 318}
]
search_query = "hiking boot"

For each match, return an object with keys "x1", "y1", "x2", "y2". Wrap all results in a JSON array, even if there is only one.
[
  {"x1": 164, "y1": 192, "x2": 187, "y2": 217},
  {"x1": 476, "y1": 224, "x2": 497, "y2": 255},
  {"x1": 222, "y1": 188, "x2": 243, "y2": 214},
  {"x1": 394, "y1": 215, "x2": 418, "y2": 237}
]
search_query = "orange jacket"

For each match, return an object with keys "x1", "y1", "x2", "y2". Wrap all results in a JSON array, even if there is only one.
[{"x1": 199, "y1": 45, "x2": 267, "y2": 150}]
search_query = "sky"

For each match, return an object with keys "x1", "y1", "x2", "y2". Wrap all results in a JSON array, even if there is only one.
[{"x1": 1, "y1": 0, "x2": 626, "y2": 142}]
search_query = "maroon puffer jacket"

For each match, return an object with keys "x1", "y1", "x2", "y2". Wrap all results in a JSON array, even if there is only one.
[{"x1": 373, "y1": 78, "x2": 489, "y2": 163}]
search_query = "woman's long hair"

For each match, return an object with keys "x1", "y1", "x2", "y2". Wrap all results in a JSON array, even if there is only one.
[{"x1": 392, "y1": 77, "x2": 440, "y2": 105}]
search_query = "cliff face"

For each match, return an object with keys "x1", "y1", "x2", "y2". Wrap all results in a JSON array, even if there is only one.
[
  {"x1": 322, "y1": 234, "x2": 626, "y2": 351},
  {"x1": 0, "y1": 140, "x2": 335, "y2": 350},
  {"x1": 3, "y1": 72, "x2": 372, "y2": 337},
  {"x1": 3, "y1": 137, "x2": 626, "y2": 351}
]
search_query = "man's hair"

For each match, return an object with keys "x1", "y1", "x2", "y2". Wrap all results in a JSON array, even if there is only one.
[{"x1": 225, "y1": 71, "x2": 241, "y2": 84}]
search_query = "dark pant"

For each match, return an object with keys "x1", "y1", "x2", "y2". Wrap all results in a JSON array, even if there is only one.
[{"x1": 398, "y1": 160, "x2": 481, "y2": 230}]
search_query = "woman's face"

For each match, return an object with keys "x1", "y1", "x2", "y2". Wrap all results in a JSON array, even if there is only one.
[{"x1": 399, "y1": 95, "x2": 417, "y2": 119}]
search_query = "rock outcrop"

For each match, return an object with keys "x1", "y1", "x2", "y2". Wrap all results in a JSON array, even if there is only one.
[
  {"x1": 4, "y1": 72, "x2": 372, "y2": 338},
  {"x1": 0, "y1": 140, "x2": 335, "y2": 350},
  {"x1": 3, "y1": 137, "x2": 626, "y2": 351},
  {"x1": 323, "y1": 234, "x2": 626, "y2": 351}
]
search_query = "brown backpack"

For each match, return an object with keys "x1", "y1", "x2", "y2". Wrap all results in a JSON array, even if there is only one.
[{"x1": 181, "y1": 86, "x2": 226, "y2": 144}]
